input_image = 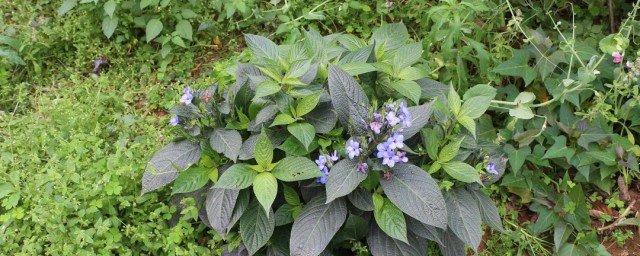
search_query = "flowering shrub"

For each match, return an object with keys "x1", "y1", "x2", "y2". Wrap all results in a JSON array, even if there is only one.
[{"x1": 141, "y1": 23, "x2": 505, "y2": 255}]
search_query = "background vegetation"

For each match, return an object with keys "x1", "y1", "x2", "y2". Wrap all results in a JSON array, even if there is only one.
[{"x1": 1, "y1": 0, "x2": 639, "y2": 255}]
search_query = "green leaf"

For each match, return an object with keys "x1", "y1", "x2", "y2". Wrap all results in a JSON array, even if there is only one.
[
  {"x1": 558, "y1": 244, "x2": 587, "y2": 256},
  {"x1": 253, "y1": 172, "x2": 278, "y2": 215},
  {"x1": 270, "y1": 114, "x2": 296, "y2": 127},
  {"x1": 209, "y1": 128, "x2": 242, "y2": 162},
  {"x1": 599, "y1": 34, "x2": 628, "y2": 54},
  {"x1": 463, "y1": 84, "x2": 497, "y2": 100},
  {"x1": 406, "y1": 217, "x2": 443, "y2": 245},
  {"x1": 171, "y1": 167, "x2": 209, "y2": 195},
  {"x1": 617, "y1": 218, "x2": 640, "y2": 227},
  {"x1": 373, "y1": 195, "x2": 408, "y2": 243},
  {"x1": 333, "y1": 214, "x2": 369, "y2": 243},
  {"x1": 283, "y1": 185, "x2": 300, "y2": 206},
  {"x1": 296, "y1": 92, "x2": 322, "y2": 117},
  {"x1": 172, "y1": 36, "x2": 186, "y2": 48},
  {"x1": 577, "y1": 125, "x2": 610, "y2": 150},
  {"x1": 381, "y1": 164, "x2": 448, "y2": 229},
  {"x1": 514, "y1": 92, "x2": 536, "y2": 104},
  {"x1": 503, "y1": 144, "x2": 531, "y2": 174},
  {"x1": 274, "y1": 204, "x2": 295, "y2": 226},
  {"x1": 145, "y1": 19, "x2": 163, "y2": 42},
  {"x1": 439, "y1": 228, "x2": 466, "y2": 256},
  {"x1": 102, "y1": 16, "x2": 118, "y2": 38},
  {"x1": 325, "y1": 159, "x2": 368, "y2": 203},
  {"x1": 460, "y1": 96, "x2": 492, "y2": 119},
  {"x1": 305, "y1": 103, "x2": 338, "y2": 134},
  {"x1": 368, "y1": 222, "x2": 428, "y2": 255},
  {"x1": 176, "y1": 20, "x2": 193, "y2": 41},
  {"x1": 254, "y1": 80, "x2": 281, "y2": 99},
  {"x1": 104, "y1": 0, "x2": 116, "y2": 17},
  {"x1": 457, "y1": 116, "x2": 477, "y2": 138},
  {"x1": 58, "y1": 0, "x2": 77, "y2": 16},
  {"x1": 142, "y1": 141, "x2": 201, "y2": 195},
  {"x1": 369, "y1": 23, "x2": 409, "y2": 51},
  {"x1": 277, "y1": 136, "x2": 319, "y2": 156},
  {"x1": 287, "y1": 123, "x2": 315, "y2": 150},
  {"x1": 445, "y1": 187, "x2": 482, "y2": 252},
  {"x1": 438, "y1": 139, "x2": 462, "y2": 163},
  {"x1": 448, "y1": 86, "x2": 461, "y2": 116},
  {"x1": 509, "y1": 105, "x2": 534, "y2": 119},
  {"x1": 492, "y1": 49, "x2": 537, "y2": 85},
  {"x1": 348, "y1": 188, "x2": 374, "y2": 211},
  {"x1": 245, "y1": 34, "x2": 278, "y2": 60},
  {"x1": 338, "y1": 62, "x2": 377, "y2": 76},
  {"x1": 214, "y1": 164, "x2": 258, "y2": 189},
  {"x1": 290, "y1": 196, "x2": 347, "y2": 255},
  {"x1": 397, "y1": 66, "x2": 428, "y2": 81},
  {"x1": 393, "y1": 42, "x2": 423, "y2": 70},
  {"x1": 442, "y1": 161, "x2": 481, "y2": 183},
  {"x1": 287, "y1": 59, "x2": 311, "y2": 78},
  {"x1": 272, "y1": 156, "x2": 322, "y2": 181},
  {"x1": 240, "y1": 200, "x2": 275, "y2": 255},
  {"x1": 390, "y1": 80, "x2": 421, "y2": 104},
  {"x1": 140, "y1": 0, "x2": 156, "y2": 9},
  {"x1": 422, "y1": 128, "x2": 439, "y2": 160},
  {"x1": 254, "y1": 130, "x2": 273, "y2": 167},
  {"x1": 542, "y1": 136, "x2": 575, "y2": 162}
]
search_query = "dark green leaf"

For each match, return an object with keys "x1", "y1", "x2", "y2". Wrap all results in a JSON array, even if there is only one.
[
  {"x1": 503, "y1": 144, "x2": 530, "y2": 174},
  {"x1": 542, "y1": 136, "x2": 575, "y2": 161},
  {"x1": 272, "y1": 156, "x2": 323, "y2": 182},
  {"x1": 325, "y1": 159, "x2": 368, "y2": 203},
  {"x1": 214, "y1": 164, "x2": 258, "y2": 190},
  {"x1": 240, "y1": 200, "x2": 275, "y2": 255},
  {"x1": 401, "y1": 102, "x2": 434, "y2": 140},
  {"x1": 296, "y1": 92, "x2": 322, "y2": 117},
  {"x1": 390, "y1": 80, "x2": 421, "y2": 104},
  {"x1": 492, "y1": 49, "x2": 536, "y2": 85},
  {"x1": 328, "y1": 64, "x2": 370, "y2": 135},
  {"x1": 210, "y1": 129, "x2": 242, "y2": 162},
  {"x1": 441, "y1": 161, "x2": 481, "y2": 183},
  {"x1": 206, "y1": 187, "x2": 239, "y2": 238},
  {"x1": 254, "y1": 130, "x2": 273, "y2": 167},
  {"x1": 245, "y1": 34, "x2": 278, "y2": 60},
  {"x1": 373, "y1": 194, "x2": 408, "y2": 243},
  {"x1": 444, "y1": 187, "x2": 482, "y2": 252},
  {"x1": 145, "y1": 19, "x2": 163, "y2": 42},
  {"x1": 102, "y1": 16, "x2": 118, "y2": 38},
  {"x1": 381, "y1": 164, "x2": 447, "y2": 229},
  {"x1": 470, "y1": 190, "x2": 505, "y2": 233},
  {"x1": 367, "y1": 222, "x2": 427, "y2": 256},
  {"x1": 142, "y1": 141, "x2": 201, "y2": 195},
  {"x1": 290, "y1": 196, "x2": 347, "y2": 256},
  {"x1": 172, "y1": 167, "x2": 209, "y2": 194},
  {"x1": 287, "y1": 123, "x2": 315, "y2": 150}
]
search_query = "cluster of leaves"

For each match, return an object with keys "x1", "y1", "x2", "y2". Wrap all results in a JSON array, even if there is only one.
[{"x1": 142, "y1": 23, "x2": 508, "y2": 255}]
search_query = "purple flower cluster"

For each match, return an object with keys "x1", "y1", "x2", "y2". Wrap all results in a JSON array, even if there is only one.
[
  {"x1": 486, "y1": 160, "x2": 498, "y2": 175},
  {"x1": 169, "y1": 115, "x2": 181, "y2": 126},
  {"x1": 315, "y1": 151, "x2": 339, "y2": 184},
  {"x1": 376, "y1": 133, "x2": 408, "y2": 167},
  {"x1": 180, "y1": 86, "x2": 194, "y2": 105},
  {"x1": 370, "y1": 102, "x2": 412, "y2": 168}
]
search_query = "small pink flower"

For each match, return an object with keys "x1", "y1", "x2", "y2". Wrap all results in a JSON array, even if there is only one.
[
  {"x1": 612, "y1": 52, "x2": 624, "y2": 64},
  {"x1": 626, "y1": 61, "x2": 633, "y2": 70},
  {"x1": 385, "y1": 1, "x2": 394, "y2": 8}
]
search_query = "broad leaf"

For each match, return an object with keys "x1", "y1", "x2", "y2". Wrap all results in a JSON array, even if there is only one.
[
  {"x1": 373, "y1": 194, "x2": 408, "y2": 243},
  {"x1": 380, "y1": 164, "x2": 447, "y2": 229},
  {"x1": 438, "y1": 228, "x2": 466, "y2": 256},
  {"x1": 58, "y1": 0, "x2": 77, "y2": 16},
  {"x1": 240, "y1": 200, "x2": 275, "y2": 255},
  {"x1": 272, "y1": 156, "x2": 323, "y2": 181},
  {"x1": 444, "y1": 187, "x2": 482, "y2": 252},
  {"x1": 325, "y1": 159, "x2": 368, "y2": 203},
  {"x1": 438, "y1": 139, "x2": 462, "y2": 163},
  {"x1": 270, "y1": 114, "x2": 296, "y2": 127},
  {"x1": 254, "y1": 130, "x2": 273, "y2": 167},
  {"x1": 210, "y1": 129, "x2": 242, "y2": 162},
  {"x1": 393, "y1": 42, "x2": 423, "y2": 70},
  {"x1": 176, "y1": 20, "x2": 193, "y2": 40},
  {"x1": 253, "y1": 172, "x2": 278, "y2": 215},
  {"x1": 206, "y1": 187, "x2": 239, "y2": 238},
  {"x1": 172, "y1": 167, "x2": 209, "y2": 194},
  {"x1": 102, "y1": 16, "x2": 118, "y2": 38},
  {"x1": 287, "y1": 123, "x2": 316, "y2": 150},
  {"x1": 348, "y1": 188, "x2": 374, "y2": 211},
  {"x1": 305, "y1": 103, "x2": 338, "y2": 134},
  {"x1": 367, "y1": 222, "x2": 427, "y2": 256},
  {"x1": 290, "y1": 196, "x2": 347, "y2": 256},
  {"x1": 296, "y1": 92, "x2": 322, "y2": 117},
  {"x1": 254, "y1": 80, "x2": 281, "y2": 99},
  {"x1": 145, "y1": 19, "x2": 163, "y2": 42},
  {"x1": 492, "y1": 49, "x2": 537, "y2": 86},
  {"x1": 328, "y1": 64, "x2": 370, "y2": 135},
  {"x1": 141, "y1": 141, "x2": 201, "y2": 195},
  {"x1": 400, "y1": 102, "x2": 434, "y2": 140},
  {"x1": 470, "y1": 189, "x2": 505, "y2": 233},
  {"x1": 503, "y1": 144, "x2": 530, "y2": 174},
  {"x1": 390, "y1": 80, "x2": 421, "y2": 104},
  {"x1": 245, "y1": 34, "x2": 278, "y2": 61},
  {"x1": 406, "y1": 216, "x2": 443, "y2": 245},
  {"x1": 448, "y1": 86, "x2": 461, "y2": 116},
  {"x1": 441, "y1": 161, "x2": 481, "y2": 183},
  {"x1": 333, "y1": 214, "x2": 369, "y2": 243},
  {"x1": 369, "y1": 23, "x2": 409, "y2": 51},
  {"x1": 542, "y1": 135, "x2": 575, "y2": 161},
  {"x1": 215, "y1": 164, "x2": 258, "y2": 190},
  {"x1": 460, "y1": 96, "x2": 492, "y2": 119}
]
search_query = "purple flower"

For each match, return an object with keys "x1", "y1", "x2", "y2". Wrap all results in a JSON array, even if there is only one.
[
  {"x1": 385, "y1": 111, "x2": 400, "y2": 126},
  {"x1": 330, "y1": 151, "x2": 339, "y2": 162},
  {"x1": 392, "y1": 151, "x2": 408, "y2": 164},
  {"x1": 180, "y1": 86, "x2": 194, "y2": 105},
  {"x1": 346, "y1": 139, "x2": 362, "y2": 159},
  {"x1": 315, "y1": 155, "x2": 330, "y2": 184},
  {"x1": 370, "y1": 121, "x2": 383, "y2": 134},
  {"x1": 627, "y1": 61, "x2": 633, "y2": 70},
  {"x1": 487, "y1": 160, "x2": 498, "y2": 175},
  {"x1": 92, "y1": 56, "x2": 107, "y2": 74},
  {"x1": 169, "y1": 115, "x2": 180, "y2": 126},
  {"x1": 398, "y1": 102, "x2": 412, "y2": 127},
  {"x1": 373, "y1": 112, "x2": 381, "y2": 122},
  {"x1": 357, "y1": 162, "x2": 369, "y2": 173},
  {"x1": 386, "y1": 133, "x2": 404, "y2": 149}
]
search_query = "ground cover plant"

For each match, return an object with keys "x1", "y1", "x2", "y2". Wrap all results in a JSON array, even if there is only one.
[{"x1": 3, "y1": 0, "x2": 640, "y2": 255}]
